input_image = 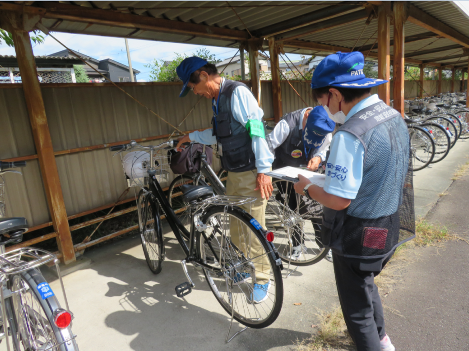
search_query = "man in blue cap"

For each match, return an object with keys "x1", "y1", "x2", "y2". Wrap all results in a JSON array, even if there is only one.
[
  {"x1": 175, "y1": 57, "x2": 274, "y2": 303},
  {"x1": 267, "y1": 105, "x2": 335, "y2": 260},
  {"x1": 294, "y1": 51, "x2": 414, "y2": 351}
]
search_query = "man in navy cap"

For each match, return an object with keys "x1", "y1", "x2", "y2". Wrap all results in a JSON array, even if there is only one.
[
  {"x1": 267, "y1": 105, "x2": 335, "y2": 260},
  {"x1": 294, "y1": 51, "x2": 414, "y2": 351},
  {"x1": 175, "y1": 57, "x2": 274, "y2": 303}
]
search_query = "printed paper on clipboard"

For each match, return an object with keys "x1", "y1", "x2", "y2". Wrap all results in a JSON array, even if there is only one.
[{"x1": 266, "y1": 166, "x2": 326, "y2": 188}]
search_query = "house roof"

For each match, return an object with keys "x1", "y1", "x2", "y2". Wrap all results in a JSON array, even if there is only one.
[
  {"x1": 47, "y1": 49, "x2": 140, "y2": 74},
  {"x1": 0, "y1": 55, "x2": 82, "y2": 68}
]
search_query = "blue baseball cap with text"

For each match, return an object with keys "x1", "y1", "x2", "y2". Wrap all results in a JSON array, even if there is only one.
[
  {"x1": 303, "y1": 105, "x2": 336, "y2": 150},
  {"x1": 311, "y1": 51, "x2": 388, "y2": 89},
  {"x1": 176, "y1": 56, "x2": 208, "y2": 97}
]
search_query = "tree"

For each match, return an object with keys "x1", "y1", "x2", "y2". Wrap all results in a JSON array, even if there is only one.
[
  {"x1": 145, "y1": 48, "x2": 221, "y2": 82},
  {"x1": 0, "y1": 29, "x2": 45, "y2": 47},
  {"x1": 363, "y1": 61, "x2": 378, "y2": 78},
  {"x1": 73, "y1": 65, "x2": 90, "y2": 83}
]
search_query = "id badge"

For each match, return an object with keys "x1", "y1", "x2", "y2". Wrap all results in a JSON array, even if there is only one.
[{"x1": 217, "y1": 142, "x2": 223, "y2": 156}]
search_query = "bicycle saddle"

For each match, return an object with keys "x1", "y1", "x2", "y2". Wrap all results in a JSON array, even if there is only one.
[
  {"x1": 181, "y1": 185, "x2": 214, "y2": 204},
  {"x1": 0, "y1": 217, "x2": 28, "y2": 244}
]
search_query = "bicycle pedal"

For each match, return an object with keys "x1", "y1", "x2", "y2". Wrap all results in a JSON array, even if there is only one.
[{"x1": 175, "y1": 282, "x2": 192, "y2": 297}]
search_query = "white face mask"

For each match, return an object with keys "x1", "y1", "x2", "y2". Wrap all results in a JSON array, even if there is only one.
[{"x1": 323, "y1": 105, "x2": 347, "y2": 124}]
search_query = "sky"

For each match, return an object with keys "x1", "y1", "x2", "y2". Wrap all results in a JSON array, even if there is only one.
[{"x1": 0, "y1": 32, "x2": 305, "y2": 82}]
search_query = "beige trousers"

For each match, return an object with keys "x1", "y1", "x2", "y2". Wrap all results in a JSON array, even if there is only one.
[{"x1": 226, "y1": 169, "x2": 270, "y2": 285}]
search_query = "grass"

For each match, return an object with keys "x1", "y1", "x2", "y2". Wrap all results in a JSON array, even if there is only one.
[
  {"x1": 296, "y1": 307, "x2": 353, "y2": 351},
  {"x1": 298, "y1": 219, "x2": 455, "y2": 350},
  {"x1": 451, "y1": 161, "x2": 469, "y2": 180}
]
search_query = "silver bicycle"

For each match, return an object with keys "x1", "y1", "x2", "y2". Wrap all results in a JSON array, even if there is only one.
[{"x1": 0, "y1": 161, "x2": 79, "y2": 351}]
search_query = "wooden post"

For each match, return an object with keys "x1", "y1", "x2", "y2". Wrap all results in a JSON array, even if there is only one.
[
  {"x1": 377, "y1": 4, "x2": 391, "y2": 105},
  {"x1": 0, "y1": 11, "x2": 76, "y2": 264},
  {"x1": 240, "y1": 44, "x2": 246, "y2": 81},
  {"x1": 451, "y1": 67, "x2": 455, "y2": 93},
  {"x1": 269, "y1": 38, "x2": 282, "y2": 123},
  {"x1": 248, "y1": 39, "x2": 261, "y2": 106},
  {"x1": 437, "y1": 67, "x2": 442, "y2": 94},
  {"x1": 393, "y1": 2, "x2": 407, "y2": 116},
  {"x1": 419, "y1": 64, "x2": 425, "y2": 98}
]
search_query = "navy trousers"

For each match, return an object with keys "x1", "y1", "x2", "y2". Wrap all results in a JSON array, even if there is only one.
[{"x1": 332, "y1": 251, "x2": 394, "y2": 351}]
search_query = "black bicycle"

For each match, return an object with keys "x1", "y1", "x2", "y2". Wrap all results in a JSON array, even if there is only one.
[{"x1": 110, "y1": 140, "x2": 283, "y2": 329}]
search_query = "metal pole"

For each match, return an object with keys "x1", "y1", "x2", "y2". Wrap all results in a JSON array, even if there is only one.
[{"x1": 125, "y1": 38, "x2": 135, "y2": 82}]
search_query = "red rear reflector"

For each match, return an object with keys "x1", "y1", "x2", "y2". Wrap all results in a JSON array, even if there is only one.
[
  {"x1": 54, "y1": 310, "x2": 72, "y2": 329},
  {"x1": 429, "y1": 130, "x2": 433, "y2": 133},
  {"x1": 266, "y1": 231, "x2": 274, "y2": 242}
]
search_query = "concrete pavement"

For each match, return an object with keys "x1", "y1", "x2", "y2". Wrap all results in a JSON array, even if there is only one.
[{"x1": 31, "y1": 138, "x2": 469, "y2": 351}]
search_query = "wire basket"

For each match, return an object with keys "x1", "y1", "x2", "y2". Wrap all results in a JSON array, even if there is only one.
[{"x1": 121, "y1": 151, "x2": 171, "y2": 188}]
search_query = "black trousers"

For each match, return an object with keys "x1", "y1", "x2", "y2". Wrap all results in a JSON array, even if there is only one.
[{"x1": 332, "y1": 251, "x2": 394, "y2": 351}]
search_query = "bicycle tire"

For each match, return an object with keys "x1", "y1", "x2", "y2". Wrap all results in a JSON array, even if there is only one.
[
  {"x1": 408, "y1": 125, "x2": 435, "y2": 171},
  {"x1": 266, "y1": 179, "x2": 327, "y2": 266},
  {"x1": 424, "y1": 116, "x2": 458, "y2": 148},
  {"x1": 197, "y1": 205, "x2": 283, "y2": 329},
  {"x1": 137, "y1": 188, "x2": 164, "y2": 274},
  {"x1": 419, "y1": 122, "x2": 450, "y2": 163},
  {"x1": 9, "y1": 268, "x2": 78, "y2": 351},
  {"x1": 455, "y1": 110, "x2": 469, "y2": 139},
  {"x1": 445, "y1": 113, "x2": 462, "y2": 138}
]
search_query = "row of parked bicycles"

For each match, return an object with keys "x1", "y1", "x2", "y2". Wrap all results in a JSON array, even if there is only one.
[{"x1": 402, "y1": 92, "x2": 468, "y2": 171}]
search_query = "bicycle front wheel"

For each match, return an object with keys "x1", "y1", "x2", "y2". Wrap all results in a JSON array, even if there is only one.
[
  {"x1": 419, "y1": 122, "x2": 450, "y2": 163},
  {"x1": 197, "y1": 205, "x2": 283, "y2": 329},
  {"x1": 266, "y1": 179, "x2": 327, "y2": 266},
  {"x1": 137, "y1": 188, "x2": 164, "y2": 274},
  {"x1": 9, "y1": 268, "x2": 78, "y2": 351}
]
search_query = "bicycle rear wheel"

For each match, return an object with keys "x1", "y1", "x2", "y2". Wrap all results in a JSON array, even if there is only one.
[
  {"x1": 266, "y1": 180, "x2": 327, "y2": 266},
  {"x1": 9, "y1": 268, "x2": 78, "y2": 351},
  {"x1": 425, "y1": 116, "x2": 458, "y2": 148},
  {"x1": 137, "y1": 188, "x2": 164, "y2": 274},
  {"x1": 408, "y1": 125, "x2": 435, "y2": 171},
  {"x1": 197, "y1": 205, "x2": 283, "y2": 329}
]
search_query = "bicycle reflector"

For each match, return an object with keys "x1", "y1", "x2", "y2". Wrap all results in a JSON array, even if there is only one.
[
  {"x1": 54, "y1": 309, "x2": 72, "y2": 329},
  {"x1": 266, "y1": 231, "x2": 274, "y2": 242}
]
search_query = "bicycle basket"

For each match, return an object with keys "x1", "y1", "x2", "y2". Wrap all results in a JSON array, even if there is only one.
[{"x1": 122, "y1": 151, "x2": 170, "y2": 187}]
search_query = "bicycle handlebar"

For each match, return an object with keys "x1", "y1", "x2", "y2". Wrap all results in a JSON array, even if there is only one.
[
  {"x1": 109, "y1": 139, "x2": 178, "y2": 152},
  {"x1": 0, "y1": 161, "x2": 26, "y2": 171},
  {"x1": 109, "y1": 144, "x2": 128, "y2": 152}
]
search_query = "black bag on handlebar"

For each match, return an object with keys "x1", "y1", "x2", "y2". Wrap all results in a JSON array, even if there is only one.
[{"x1": 169, "y1": 143, "x2": 213, "y2": 175}]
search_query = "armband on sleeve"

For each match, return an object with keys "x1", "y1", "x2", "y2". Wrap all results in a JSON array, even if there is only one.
[{"x1": 246, "y1": 119, "x2": 265, "y2": 139}]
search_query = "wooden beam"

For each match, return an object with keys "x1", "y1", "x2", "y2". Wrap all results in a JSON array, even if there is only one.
[
  {"x1": 361, "y1": 31, "x2": 437, "y2": 52},
  {"x1": 377, "y1": 4, "x2": 390, "y2": 105},
  {"x1": 279, "y1": 9, "x2": 369, "y2": 41},
  {"x1": 393, "y1": 2, "x2": 406, "y2": 117},
  {"x1": 419, "y1": 64, "x2": 425, "y2": 98},
  {"x1": 269, "y1": 38, "x2": 282, "y2": 123},
  {"x1": 438, "y1": 67, "x2": 442, "y2": 94},
  {"x1": 405, "y1": 44, "x2": 461, "y2": 58},
  {"x1": 248, "y1": 40, "x2": 261, "y2": 106},
  {"x1": 240, "y1": 43, "x2": 246, "y2": 81},
  {"x1": 451, "y1": 67, "x2": 455, "y2": 93},
  {"x1": 0, "y1": 11, "x2": 76, "y2": 264},
  {"x1": 282, "y1": 40, "x2": 423, "y2": 64},
  {"x1": 407, "y1": 3, "x2": 469, "y2": 48},
  {"x1": 422, "y1": 53, "x2": 467, "y2": 64},
  {"x1": 253, "y1": 3, "x2": 361, "y2": 38},
  {"x1": 7, "y1": 1, "x2": 251, "y2": 41}
]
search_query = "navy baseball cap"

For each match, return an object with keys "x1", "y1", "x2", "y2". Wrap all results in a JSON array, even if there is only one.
[
  {"x1": 303, "y1": 105, "x2": 336, "y2": 149},
  {"x1": 176, "y1": 56, "x2": 208, "y2": 97},
  {"x1": 311, "y1": 51, "x2": 387, "y2": 89}
]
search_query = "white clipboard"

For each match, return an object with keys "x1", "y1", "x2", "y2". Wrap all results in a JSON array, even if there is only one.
[{"x1": 266, "y1": 166, "x2": 326, "y2": 187}]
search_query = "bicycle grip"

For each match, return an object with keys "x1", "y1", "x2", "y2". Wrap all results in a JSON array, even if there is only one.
[
  {"x1": 0, "y1": 161, "x2": 26, "y2": 171},
  {"x1": 110, "y1": 144, "x2": 126, "y2": 151}
]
